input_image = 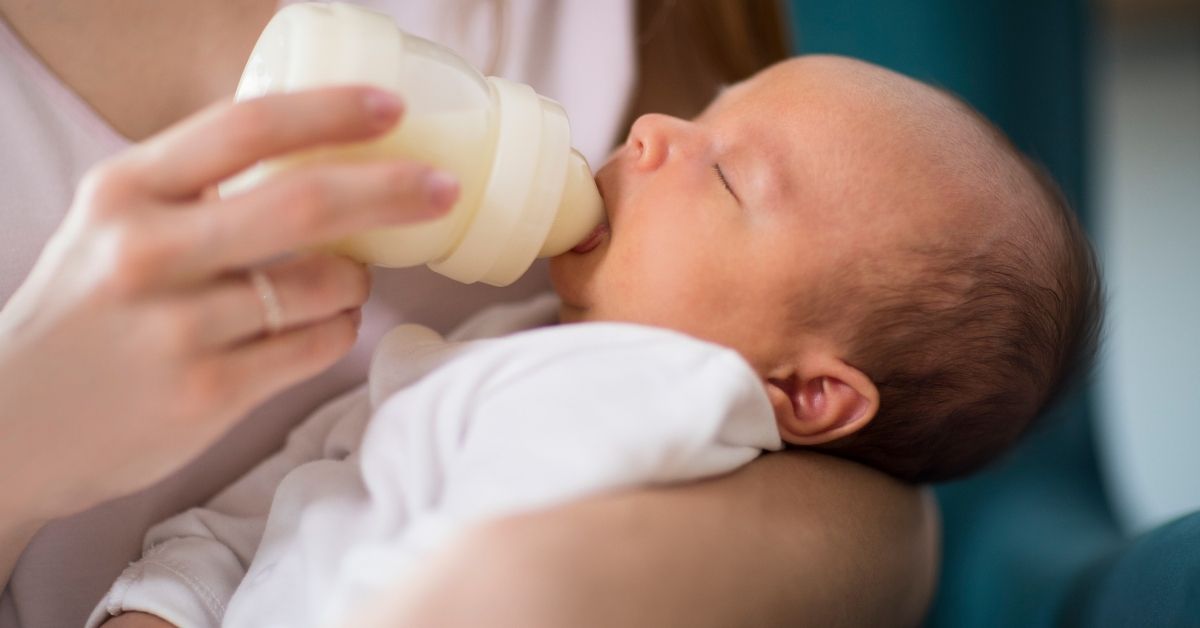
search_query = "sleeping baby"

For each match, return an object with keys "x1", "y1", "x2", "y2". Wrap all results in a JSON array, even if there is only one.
[{"x1": 90, "y1": 55, "x2": 1102, "y2": 628}]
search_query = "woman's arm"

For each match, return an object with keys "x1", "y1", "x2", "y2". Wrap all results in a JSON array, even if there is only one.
[
  {"x1": 0, "y1": 513, "x2": 41, "y2": 593},
  {"x1": 348, "y1": 451, "x2": 939, "y2": 628}
]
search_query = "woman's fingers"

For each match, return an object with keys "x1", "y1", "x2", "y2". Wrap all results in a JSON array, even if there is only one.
[
  {"x1": 175, "y1": 159, "x2": 457, "y2": 278},
  {"x1": 124, "y1": 86, "x2": 405, "y2": 199},
  {"x1": 183, "y1": 253, "x2": 372, "y2": 349},
  {"x1": 75, "y1": 85, "x2": 460, "y2": 290},
  {"x1": 216, "y1": 309, "x2": 362, "y2": 414}
]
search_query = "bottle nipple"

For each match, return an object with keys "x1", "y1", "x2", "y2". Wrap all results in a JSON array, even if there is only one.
[{"x1": 539, "y1": 149, "x2": 605, "y2": 257}]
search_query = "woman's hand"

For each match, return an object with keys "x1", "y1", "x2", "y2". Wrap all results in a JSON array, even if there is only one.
[{"x1": 0, "y1": 86, "x2": 458, "y2": 530}]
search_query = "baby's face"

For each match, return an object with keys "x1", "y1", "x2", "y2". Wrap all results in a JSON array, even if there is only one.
[{"x1": 551, "y1": 56, "x2": 1006, "y2": 375}]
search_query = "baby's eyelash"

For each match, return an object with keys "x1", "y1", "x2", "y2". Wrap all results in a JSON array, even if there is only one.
[{"x1": 713, "y1": 163, "x2": 735, "y2": 197}]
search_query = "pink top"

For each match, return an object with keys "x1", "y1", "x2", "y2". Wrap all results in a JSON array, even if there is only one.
[{"x1": 0, "y1": 2, "x2": 634, "y2": 626}]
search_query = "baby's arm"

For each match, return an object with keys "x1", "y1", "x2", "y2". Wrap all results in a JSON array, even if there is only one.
[{"x1": 88, "y1": 386, "x2": 371, "y2": 628}]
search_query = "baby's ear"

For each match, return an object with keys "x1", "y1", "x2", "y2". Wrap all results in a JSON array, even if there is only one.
[{"x1": 765, "y1": 359, "x2": 879, "y2": 446}]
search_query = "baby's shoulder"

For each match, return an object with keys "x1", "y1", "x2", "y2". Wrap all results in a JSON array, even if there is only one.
[
  {"x1": 481, "y1": 322, "x2": 758, "y2": 383},
  {"x1": 371, "y1": 319, "x2": 761, "y2": 405}
]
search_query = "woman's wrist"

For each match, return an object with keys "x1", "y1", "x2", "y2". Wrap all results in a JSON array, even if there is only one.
[
  {"x1": 0, "y1": 400, "x2": 68, "y2": 588},
  {"x1": 0, "y1": 376, "x2": 93, "y2": 525}
]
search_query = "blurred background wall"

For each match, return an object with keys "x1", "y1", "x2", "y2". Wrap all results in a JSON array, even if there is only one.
[{"x1": 1092, "y1": 0, "x2": 1200, "y2": 535}]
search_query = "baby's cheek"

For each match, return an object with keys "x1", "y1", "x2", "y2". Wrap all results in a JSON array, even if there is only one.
[{"x1": 637, "y1": 253, "x2": 717, "y2": 311}]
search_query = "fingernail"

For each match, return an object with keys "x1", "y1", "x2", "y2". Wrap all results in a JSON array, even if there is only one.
[
  {"x1": 363, "y1": 89, "x2": 402, "y2": 126},
  {"x1": 425, "y1": 170, "x2": 460, "y2": 211}
]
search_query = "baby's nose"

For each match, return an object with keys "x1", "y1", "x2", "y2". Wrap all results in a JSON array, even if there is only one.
[{"x1": 628, "y1": 113, "x2": 690, "y2": 172}]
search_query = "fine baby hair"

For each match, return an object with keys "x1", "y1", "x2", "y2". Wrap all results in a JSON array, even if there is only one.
[{"x1": 815, "y1": 94, "x2": 1104, "y2": 484}]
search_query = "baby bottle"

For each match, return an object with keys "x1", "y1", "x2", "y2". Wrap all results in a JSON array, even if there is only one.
[{"x1": 221, "y1": 2, "x2": 604, "y2": 286}]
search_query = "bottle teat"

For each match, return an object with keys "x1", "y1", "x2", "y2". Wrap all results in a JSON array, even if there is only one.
[{"x1": 540, "y1": 149, "x2": 605, "y2": 257}]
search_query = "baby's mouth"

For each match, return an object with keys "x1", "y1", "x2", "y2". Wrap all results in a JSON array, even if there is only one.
[
  {"x1": 568, "y1": 173, "x2": 612, "y2": 254},
  {"x1": 570, "y1": 221, "x2": 609, "y2": 254}
]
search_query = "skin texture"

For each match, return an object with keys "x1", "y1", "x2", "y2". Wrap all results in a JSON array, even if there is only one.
[
  {"x1": 552, "y1": 55, "x2": 1023, "y2": 450},
  {"x1": 0, "y1": 1, "x2": 937, "y2": 623},
  {"x1": 0, "y1": 0, "x2": 278, "y2": 141}
]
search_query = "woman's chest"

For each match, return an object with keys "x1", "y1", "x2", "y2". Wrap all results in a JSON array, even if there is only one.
[{"x1": 0, "y1": 0, "x2": 277, "y2": 141}]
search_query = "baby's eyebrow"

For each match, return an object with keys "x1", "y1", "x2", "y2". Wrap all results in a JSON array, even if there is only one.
[{"x1": 744, "y1": 141, "x2": 787, "y2": 211}]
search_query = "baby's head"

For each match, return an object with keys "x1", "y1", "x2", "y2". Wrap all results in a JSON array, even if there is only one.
[{"x1": 550, "y1": 55, "x2": 1102, "y2": 483}]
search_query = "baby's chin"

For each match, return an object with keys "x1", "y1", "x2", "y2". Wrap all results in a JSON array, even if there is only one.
[
  {"x1": 555, "y1": 301, "x2": 588, "y2": 324},
  {"x1": 548, "y1": 253, "x2": 593, "y2": 322},
  {"x1": 552, "y1": 237, "x2": 623, "y2": 321}
]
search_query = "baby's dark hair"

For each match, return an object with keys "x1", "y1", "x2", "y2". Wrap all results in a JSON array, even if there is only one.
[{"x1": 814, "y1": 103, "x2": 1104, "y2": 484}]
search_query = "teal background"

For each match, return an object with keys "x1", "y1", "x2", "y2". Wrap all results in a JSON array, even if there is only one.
[{"x1": 785, "y1": 1, "x2": 1200, "y2": 626}]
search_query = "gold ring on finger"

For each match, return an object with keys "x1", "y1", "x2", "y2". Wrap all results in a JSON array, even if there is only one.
[{"x1": 248, "y1": 268, "x2": 284, "y2": 335}]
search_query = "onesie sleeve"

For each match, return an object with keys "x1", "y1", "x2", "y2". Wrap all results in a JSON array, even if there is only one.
[
  {"x1": 85, "y1": 386, "x2": 371, "y2": 628},
  {"x1": 362, "y1": 324, "x2": 782, "y2": 557}
]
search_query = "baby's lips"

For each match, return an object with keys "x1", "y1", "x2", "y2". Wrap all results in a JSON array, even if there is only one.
[
  {"x1": 570, "y1": 222, "x2": 609, "y2": 254},
  {"x1": 568, "y1": 173, "x2": 611, "y2": 254}
]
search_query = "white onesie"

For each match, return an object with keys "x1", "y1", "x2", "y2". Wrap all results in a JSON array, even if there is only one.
[{"x1": 87, "y1": 294, "x2": 781, "y2": 628}]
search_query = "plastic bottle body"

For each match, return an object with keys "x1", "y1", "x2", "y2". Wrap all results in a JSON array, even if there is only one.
[{"x1": 221, "y1": 2, "x2": 603, "y2": 286}]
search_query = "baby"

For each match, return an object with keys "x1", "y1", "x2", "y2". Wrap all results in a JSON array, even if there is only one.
[
  {"x1": 91, "y1": 55, "x2": 1101, "y2": 628},
  {"x1": 554, "y1": 54, "x2": 1103, "y2": 481}
]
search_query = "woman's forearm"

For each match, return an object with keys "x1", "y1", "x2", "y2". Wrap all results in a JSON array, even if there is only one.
[
  {"x1": 348, "y1": 451, "x2": 939, "y2": 628},
  {"x1": 0, "y1": 511, "x2": 45, "y2": 592}
]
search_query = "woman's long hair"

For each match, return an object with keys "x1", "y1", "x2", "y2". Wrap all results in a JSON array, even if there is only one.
[
  {"x1": 621, "y1": 0, "x2": 793, "y2": 130},
  {"x1": 463, "y1": 0, "x2": 791, "y2": 145}
]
